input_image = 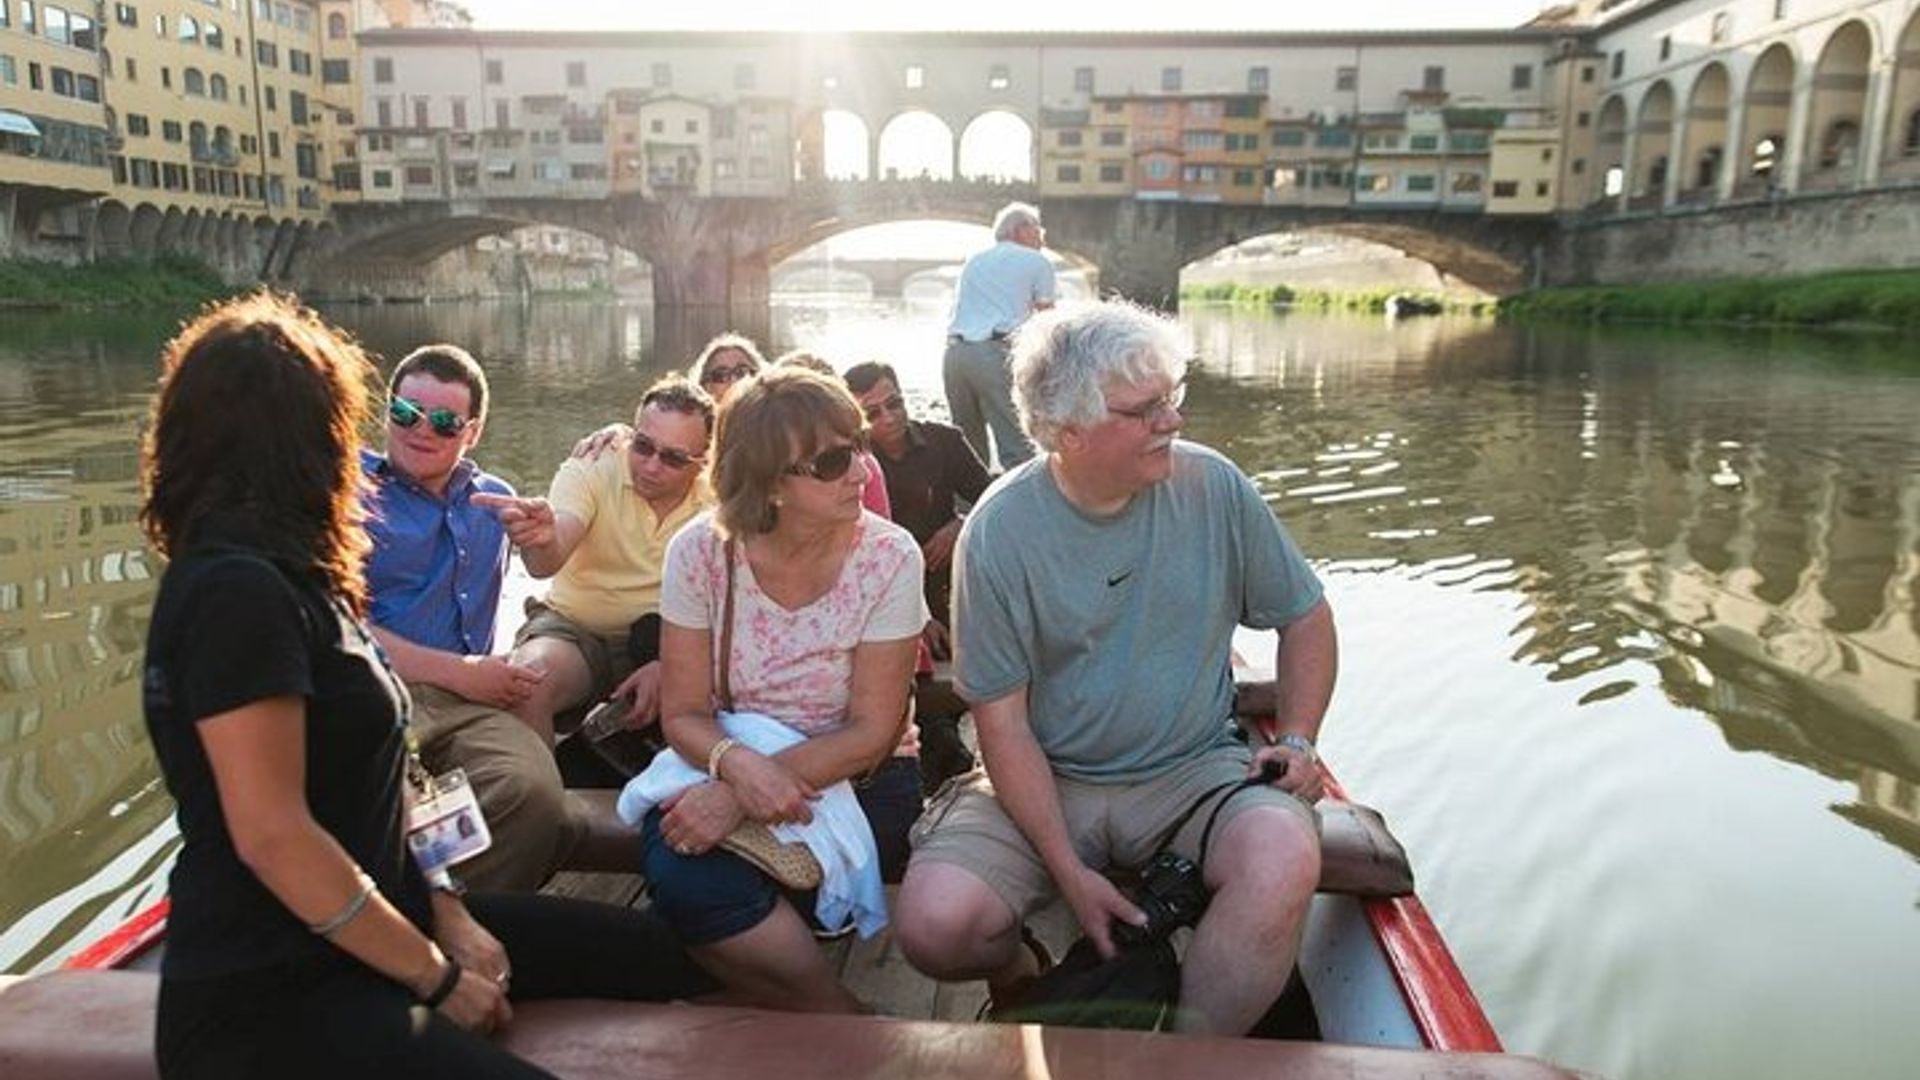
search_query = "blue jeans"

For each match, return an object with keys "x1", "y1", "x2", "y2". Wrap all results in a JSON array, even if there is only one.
[{"x1": 640, "y1": 757, "x2": 922, "y2": 946}]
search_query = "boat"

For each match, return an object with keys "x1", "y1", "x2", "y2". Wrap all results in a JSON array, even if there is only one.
[{"x1": 0, "y1": 654, "x2": 1586, "y2": 1079}]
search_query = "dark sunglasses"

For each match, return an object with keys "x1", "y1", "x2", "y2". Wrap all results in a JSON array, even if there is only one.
[
  {"x1": 388, "y1": 396, "x2": 471, "y2": 438},
  {"x1": 861, "y1": 394, "x2": 906, "y2": 423},
  {"x1": 629, "y1": 431, "x2": 703, "y2": 471},
  {"x1": 784, "y1": 436, "x2": 867, "y2": 482},
  {"x1": 701, "y1": 363, "x2": 756, "y2": 386}
]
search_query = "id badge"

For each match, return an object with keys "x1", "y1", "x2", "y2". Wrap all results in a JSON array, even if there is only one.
[{"x1": 406, "y1": 767, "x2": 492, "y2": 877}]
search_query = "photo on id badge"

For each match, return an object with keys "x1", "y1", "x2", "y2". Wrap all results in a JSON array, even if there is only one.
[{"x1": 407, "y1": 767, "x2": 493, "y2": 876}]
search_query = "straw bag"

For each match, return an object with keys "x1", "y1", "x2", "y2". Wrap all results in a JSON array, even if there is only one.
[{"x1": 714, "y1": 539, "x2": 824, "y2": 892}]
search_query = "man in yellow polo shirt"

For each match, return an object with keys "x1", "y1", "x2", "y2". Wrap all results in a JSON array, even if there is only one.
[{"x1": 474, "y1": 375, "x2": 715, "y2": 747}]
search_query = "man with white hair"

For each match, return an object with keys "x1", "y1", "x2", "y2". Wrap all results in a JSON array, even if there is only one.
[
  {"x1": 942, "y1": 201, "x2": 1056, "y2": 470},
  {"x1": 895, "y1": 301, "x2": 1338, "y2": 1036}
]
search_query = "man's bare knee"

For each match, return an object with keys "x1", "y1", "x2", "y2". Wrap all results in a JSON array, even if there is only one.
[
  {"x1": 895, "y1": 863, "x2": 1017, "y2": 976},
  {"x1": 1209, "y1": 806, "x2": 1321, "y2": 900}
]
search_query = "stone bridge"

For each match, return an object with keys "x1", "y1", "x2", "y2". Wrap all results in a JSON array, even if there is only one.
[{"x1": 296, "y1": 179, "x2": 1554, "y2": 314}]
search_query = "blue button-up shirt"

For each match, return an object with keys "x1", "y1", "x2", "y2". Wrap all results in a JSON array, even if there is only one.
[{"x1": 362, "y1": 449, "x2": 514, "y2": 656}]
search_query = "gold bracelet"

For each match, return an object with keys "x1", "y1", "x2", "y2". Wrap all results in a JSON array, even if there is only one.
[
  {"x1": 308, "y1": 874, "x2": 376, "y2": 940},
  {"x1": 707, "y1": 737, "x2": 739, "y2": 780}
]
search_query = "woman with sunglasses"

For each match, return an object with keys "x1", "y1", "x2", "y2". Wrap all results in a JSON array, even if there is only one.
[
  {"x1": 689, "y1": 332, "x2": 765, "y2": 403},
  {"x1": 643, "y1": 366, "x2": 928, "y2": 1013},
  {"x1": 140, "y1": 295, "x2": 713, "y2": 1079}
]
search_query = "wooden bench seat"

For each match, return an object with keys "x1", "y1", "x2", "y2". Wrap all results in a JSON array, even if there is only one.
[{"x1": 0, "y1": 969, "x2": 1583, "y2": 1080}]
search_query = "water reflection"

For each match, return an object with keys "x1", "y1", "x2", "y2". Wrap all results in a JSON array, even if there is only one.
[{"x1": 1178, "y1": 312, "x2": 1920, "y2": 807}]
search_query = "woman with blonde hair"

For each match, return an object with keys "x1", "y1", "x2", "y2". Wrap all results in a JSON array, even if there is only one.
[{"x1": 640, "y1": 366, "x2": 926, "y2": 1012}]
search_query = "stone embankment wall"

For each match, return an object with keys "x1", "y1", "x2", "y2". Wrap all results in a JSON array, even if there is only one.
[
  {"x1": 300, "y1": 249, "x2": 631, "y2": 303},
  {"x1": 1542, "y1": 187, "x2": 1920, "y2": 286}
]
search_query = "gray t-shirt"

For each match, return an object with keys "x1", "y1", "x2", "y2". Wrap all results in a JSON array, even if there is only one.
[{"x1": 953, "y1": 442, "x2": 1324, "y2": 782}]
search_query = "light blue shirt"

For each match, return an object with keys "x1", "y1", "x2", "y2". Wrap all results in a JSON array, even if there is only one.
[{"x1": 946, "y1": 241, "x2": 1057, "y2": 342}]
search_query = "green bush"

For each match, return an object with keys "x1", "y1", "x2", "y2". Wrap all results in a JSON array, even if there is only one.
[
  {"x1": 0, "y1": 255, "x2": 232, "y2": 309},
  {"x1": 1501, "y1": 271, "x2": 1920, "y2": 330}
]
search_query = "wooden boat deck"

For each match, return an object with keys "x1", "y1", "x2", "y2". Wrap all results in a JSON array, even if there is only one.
[{"x1": 541, "y1": 870, "x2": 997, "y2": 1023}]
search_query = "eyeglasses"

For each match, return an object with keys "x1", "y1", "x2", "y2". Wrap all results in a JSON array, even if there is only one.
[
  {"x1": 388, "y1": 396, "x2": 472, "y2": 438},
  {"x1": 1105, "y1": 381, "x2": 1187, "y2": 425},
  {"x1": 784, "y1": 436, "x2": 867, "y2": 482},
  {"x1": 861, "y1": 394, "x2": 906, "y2": 424},
  {"x1": 629, "y1": 432, "x2": 704, "y2": 471},
  {"x1": 701, "y1": 363, "x2": 756, "y2": 386}
]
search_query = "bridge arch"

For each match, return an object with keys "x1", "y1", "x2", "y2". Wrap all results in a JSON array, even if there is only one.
[
  {"x1": 795, "y1": 108, "x2": 873, "y2": 181},
  {"x1": 1802, "y1": 19, "x2": 1875, "y2": 189},
  {"x1": 1680, "y1": 62, "x2": 1732, "y2": 200},
  {"x1": 957, "y1": 110, "x2": 1034, "y2": 182},
  {"x1": 1885, "y1": 11, "x2": 1920, "y2": 171},
  {"x1": 876, "y1": 110, "x2": 955, "y2": 180},
  {"x1": 1738, "y1": 42, "x2": 1797, "y2": 195}
]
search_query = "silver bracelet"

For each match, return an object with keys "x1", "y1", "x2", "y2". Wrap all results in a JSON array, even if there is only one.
[{"x1": 308, "y1": 875, "x2": 376, "y2": 939}]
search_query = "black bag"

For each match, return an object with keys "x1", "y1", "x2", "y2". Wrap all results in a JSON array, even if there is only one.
[
  {"x1": 994, "y1": 935, "x2": 1182, "y2": 1030},
  {"x1": 988, "y1": 773, "x2": 1267, "y2": 1031}
]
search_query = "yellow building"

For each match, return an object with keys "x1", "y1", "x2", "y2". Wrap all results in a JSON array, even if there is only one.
[{"x1": 0, "y1": 0, "x2": 114, "y2": 251}]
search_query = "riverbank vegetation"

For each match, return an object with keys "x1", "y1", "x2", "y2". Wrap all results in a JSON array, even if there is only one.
[
  {"x1": 1499, "y1": 270, "x2": 1920, "y2": 330},
  {"x1": 0, "y1": 255, "x2": 232, "y2": 309},
  {"x1": 1180, "y1": 281, "x2": 1497, "y2": 315}
]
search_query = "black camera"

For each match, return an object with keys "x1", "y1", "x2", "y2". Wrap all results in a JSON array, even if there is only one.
[{"x1": 1112, "y1": 851, "x2": 1211, "y2": 947}]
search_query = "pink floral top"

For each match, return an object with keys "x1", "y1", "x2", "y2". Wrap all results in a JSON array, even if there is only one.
[{"x1": 660, "y1": 512, "x2": 929, "y2": 736}]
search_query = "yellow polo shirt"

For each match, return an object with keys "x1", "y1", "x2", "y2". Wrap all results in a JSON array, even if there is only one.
[{"x1": 544, "y1": 449, "x2": 713, "y2": 636}]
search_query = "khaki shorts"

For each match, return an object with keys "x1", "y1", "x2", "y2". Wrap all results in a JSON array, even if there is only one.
[
  {"x1": 908, "y1": 744, "x2": 1318, "y2": 921},
  {"x1": 511, "y1": 598, "x2": 635, "y2": 704}
]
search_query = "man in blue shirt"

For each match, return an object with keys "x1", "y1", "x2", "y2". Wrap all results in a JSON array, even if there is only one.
[
  {"x1": 364, "y1": 344, "x2": 572, "y2": 891},
  {"x1": 943, "y1": 202, "x2": 1057, "y2": 470}
]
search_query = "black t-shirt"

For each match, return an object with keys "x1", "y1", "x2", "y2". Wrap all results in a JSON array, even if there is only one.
[
  {"x1": 875, "y1": 420, "x2": 991, "y2": 622},
  {"x1": 143, "y1": 541, "x2": 430, "y2": 980}
]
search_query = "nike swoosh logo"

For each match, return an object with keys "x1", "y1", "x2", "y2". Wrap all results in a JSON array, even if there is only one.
[{"x1": 1107, "y1": 570, "x2": 1133, "y2": 587}]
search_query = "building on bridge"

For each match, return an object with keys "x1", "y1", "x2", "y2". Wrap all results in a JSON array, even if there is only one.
[{"x1": 6, "y1": 2, "x2": 1920, "y2": 293}]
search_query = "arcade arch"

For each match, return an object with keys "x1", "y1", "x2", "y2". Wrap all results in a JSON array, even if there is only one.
[
  {"x1": 1739, "y1": 43, "x2": 1796, "y2": 195},
  {"x1": 1680, "y1": 63, "x2": 1730, "y2": 199},
  {"x1": 1595, "y1": 95, "x2": 1628, "y2": 203},
  {"x1": 957, "y1": 111, "x2": 1033, "y2": 181},
  {"x1": 1886, "y1": 11, "x2": 1920, "y2": 169},
  {"x1": 1633, "y1": 80, "x2": 1675, "y2": 202},
  {"x1": 876, "y1": 111, "x2": 954, "y2": 180},
  {"x1": 1803, "y1": 19, "x2": 1873, "y2": 188}
]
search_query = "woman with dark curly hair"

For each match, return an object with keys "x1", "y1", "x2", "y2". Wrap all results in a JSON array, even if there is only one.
[{"x1": 140, "y1": 293, "x2": 711, "y2": 1079}]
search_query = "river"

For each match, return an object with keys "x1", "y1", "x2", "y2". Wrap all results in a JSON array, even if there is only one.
[{"x1": 1, "y1": 296, "x2": 1915, "y2": 1080}]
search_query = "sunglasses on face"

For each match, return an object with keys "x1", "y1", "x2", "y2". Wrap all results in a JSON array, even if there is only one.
[
  {"x1": 861, "y1": 394, "x2": 907, "y2": 424},
  {"x1": 784, "y1": 435, "x2": 867, "y2": 482},
  {"x1": 388, "y1": 396, "x2": 472, "y2": 438},
  {"x1": 701, "y1": 363, "x2": 756, "y2": 386},
  {"x1": 629, "y1": 431, "x2": 703, "y2": 471}
]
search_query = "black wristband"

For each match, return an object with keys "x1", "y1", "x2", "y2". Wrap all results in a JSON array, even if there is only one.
[{"x1": 421, "y1": 959, "x2": 463, "y2": 1008}]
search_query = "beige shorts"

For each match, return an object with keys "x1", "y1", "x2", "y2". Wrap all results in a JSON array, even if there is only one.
[
  {"x1": 908, "y1": 744, "x2": 1318, "y2": 921},
  {"x1": 511, "y1": 598, "x2": 635, "y2": 704}
]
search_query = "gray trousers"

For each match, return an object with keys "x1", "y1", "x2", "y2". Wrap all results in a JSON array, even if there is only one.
[{"x1": 942, "y1": 337, "x2": 1035, "y2": 470}]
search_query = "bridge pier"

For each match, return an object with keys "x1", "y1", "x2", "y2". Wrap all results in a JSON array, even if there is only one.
[{"x1": 1042, "y1": 197, "x2": 1186, "y2": 310}]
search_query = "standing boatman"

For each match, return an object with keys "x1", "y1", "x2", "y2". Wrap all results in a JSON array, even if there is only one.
[{"x1": 943, "y1": 201, "x2": 1056, "y2": 471}]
